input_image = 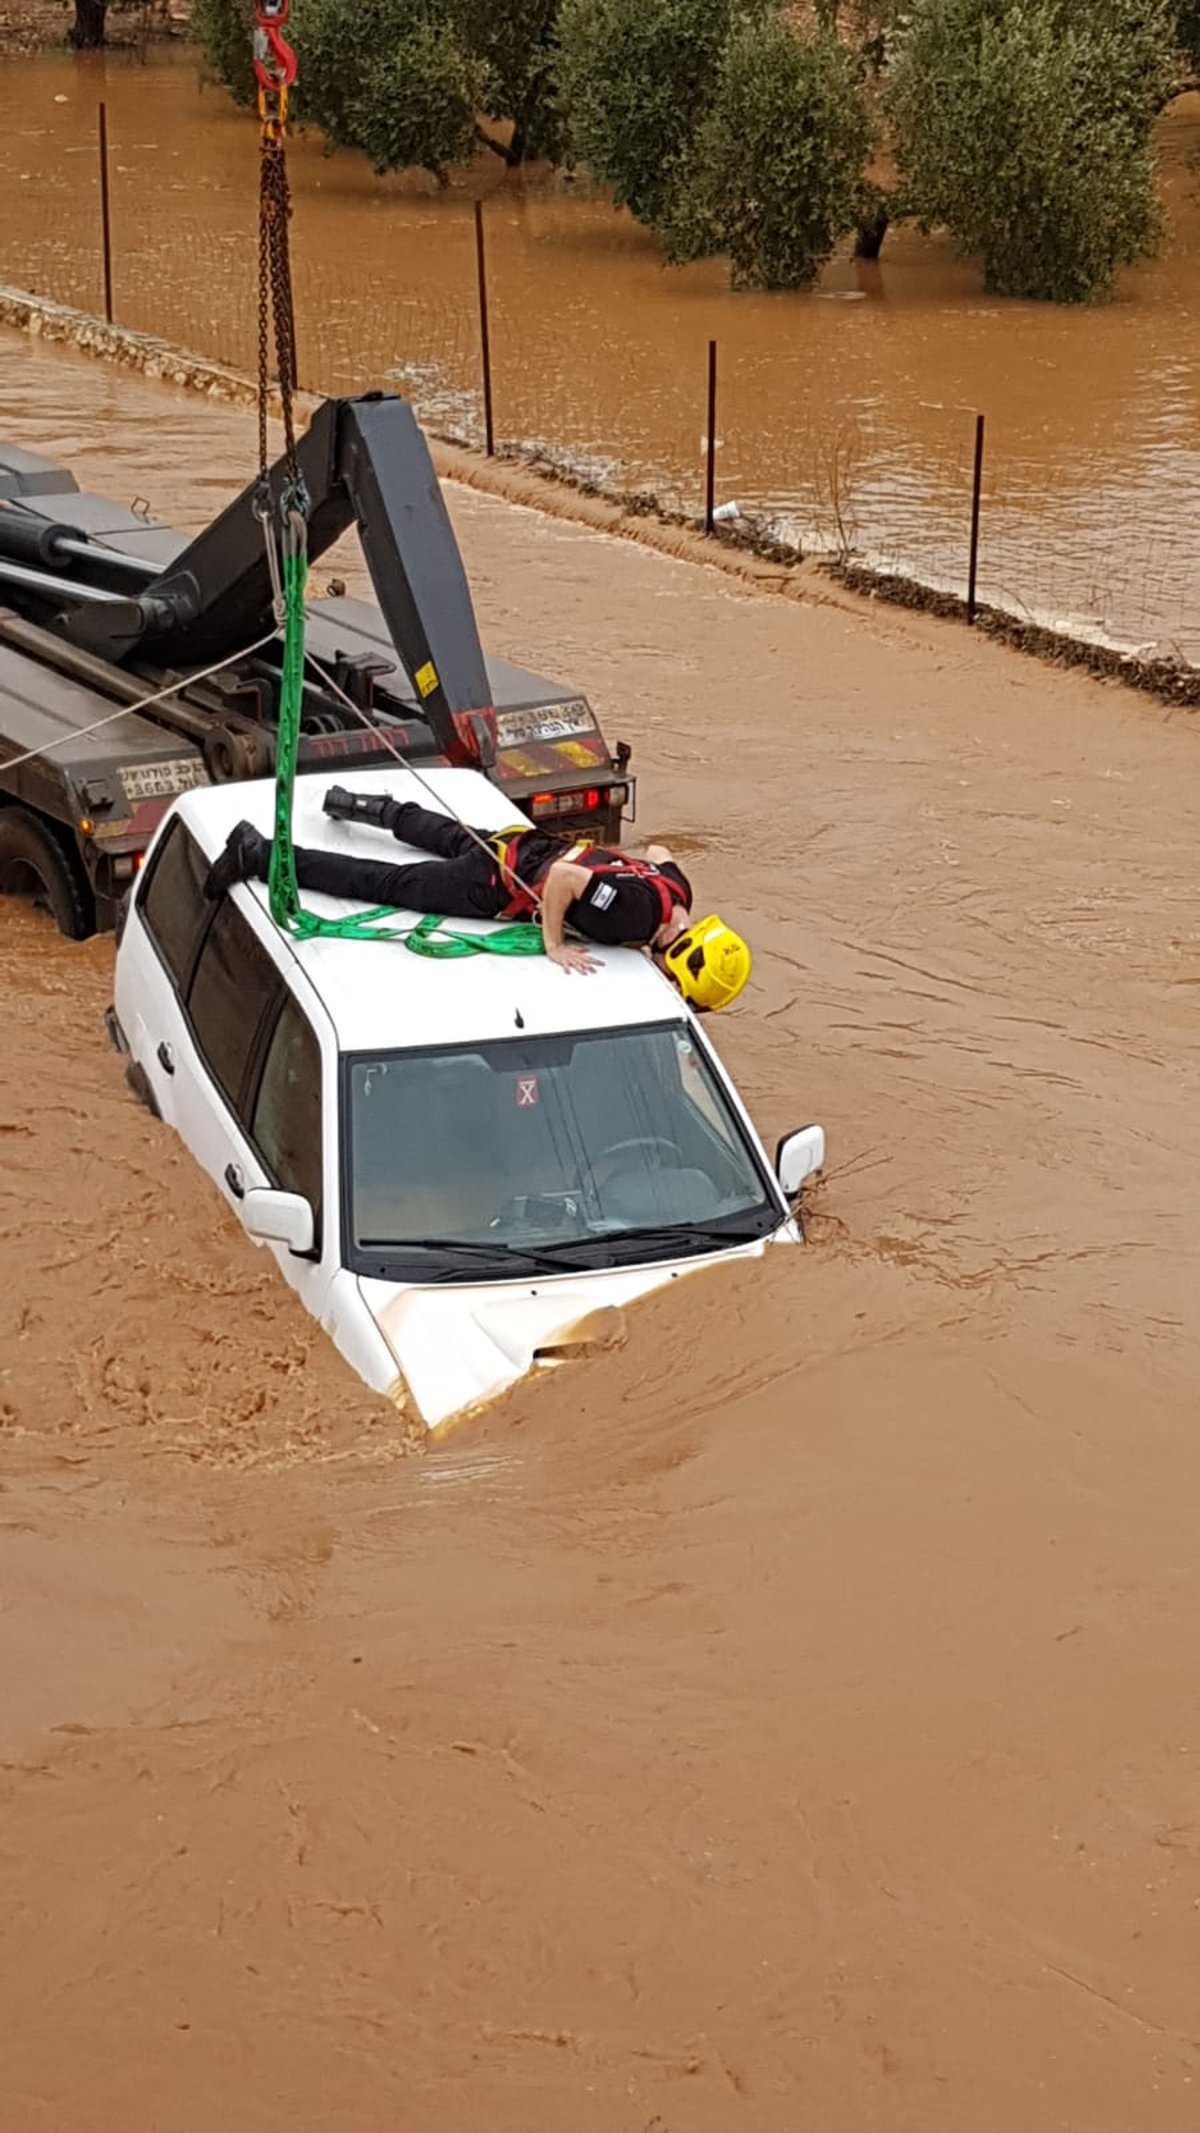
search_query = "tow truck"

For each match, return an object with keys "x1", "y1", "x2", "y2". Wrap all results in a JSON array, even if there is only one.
[{"x1": 0, "y1": 392, "x2": 634, "y2": 938}]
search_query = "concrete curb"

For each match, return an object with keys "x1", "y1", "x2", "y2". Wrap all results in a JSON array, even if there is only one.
[{"x1": 0, "y1": 284, "x2": 312, "y2": 413}]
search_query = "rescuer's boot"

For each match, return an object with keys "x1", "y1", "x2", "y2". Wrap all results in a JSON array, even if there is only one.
[
  {"x1": 203, "y1": 820, "x2": 270, "y2": 901},
  {"x1": 323, "y1": 784, "x2": 399, "y2": 832}
]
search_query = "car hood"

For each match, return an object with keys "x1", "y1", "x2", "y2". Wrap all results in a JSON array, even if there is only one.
[{"x1": 359, "y1": 1230, "x2": 795, "y2": 1428}]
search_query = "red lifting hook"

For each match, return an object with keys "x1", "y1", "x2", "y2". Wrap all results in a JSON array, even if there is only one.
[{"x1": 254, "y1": 0, "x2": 298, "y2": 103}]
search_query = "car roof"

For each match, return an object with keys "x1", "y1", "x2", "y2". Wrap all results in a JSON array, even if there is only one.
[{"x1": 173, "y1": 766, "x2": 688, "y2": 1052}]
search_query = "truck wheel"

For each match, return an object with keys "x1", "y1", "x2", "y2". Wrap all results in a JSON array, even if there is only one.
[
  {"x1": 204, "y1": 724, "x2": 271, "y2": 783},
  {"x1": 0, "y1": 807, "x2": 94, "y2": 939}
]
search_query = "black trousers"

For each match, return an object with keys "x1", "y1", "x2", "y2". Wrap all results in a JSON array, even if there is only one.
[{"x1": 263, "y1": 802, "x2": 553, "y2": 920}]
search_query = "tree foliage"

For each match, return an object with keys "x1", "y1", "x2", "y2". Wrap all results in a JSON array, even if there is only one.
[
  {"x1": 189, "y1": 0, "x2": 1189, "y2": 296},
  {"x1": 687, "y1": 14, "x2": 874, "y2": 287},
  {"x1": 561, "y1": 1, "x2": 872, "y2": 288},
  {"x1": 703, "y1": 15, "x2": 873, "y2": 292},
  {"x1": 812, "y1": 0, "x2": 896, "y2": 62},
  {"x1": 192, "y1": 0, "x2": 561, "y2": 172},
  {"x1": 461, "y1": 0, "x2": 565, "y2": 163},
  {"x1": 191, "y1": 0, "x2": 256, "y2": 103},
  {"x1": 887, "y1": 0, "x2": 1177, "y2": 302},
  {"x1": 556, "y1": 0, "x2": 743, "y2": 225},
  {"x1": 294, "y1": 0, "x2": 482, "y2": 181},
  {"x1": 1177, "y1": 0, "x2": 1200, "y2": 66}
]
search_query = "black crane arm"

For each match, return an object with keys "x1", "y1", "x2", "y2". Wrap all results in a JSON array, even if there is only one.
[{"x1": 58, "y1": 393, "x2": 496, "y2": 763}]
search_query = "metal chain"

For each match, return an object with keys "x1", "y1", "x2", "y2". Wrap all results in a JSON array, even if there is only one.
[
  {"x1": 256, "y1": 170, "x2": 272, "y2": 478},
  {"x1": 259, "y1": 130, "x2": 300, "y2": 488},
  {"x1": 253, "y1": 0, "x2": 300, "y2": 492}
]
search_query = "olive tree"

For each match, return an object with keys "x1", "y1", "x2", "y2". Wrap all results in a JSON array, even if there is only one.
[
  {"x1": 296, "y1": 0, "x2": 483, "y2": 182},
  {"x1": 556, "y1": 0, "x2": 743, "y2": 225},
  {"x1": 684, "y1": 12, "x2": 875, "y2": 287},
  {"x1": 887, "y1": 0, "x2": 1177, "y2": 302}
]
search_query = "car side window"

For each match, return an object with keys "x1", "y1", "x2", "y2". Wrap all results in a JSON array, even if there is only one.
[
  {"x1": 186, "y1": 897, "x2": 281, "y2": 1111},
  {"x1": 250, "y1": 997, "x2": 323, "y2": 1227},
  {"x1": 137, "y1": 818, "x2": 209, "y2": 989}
]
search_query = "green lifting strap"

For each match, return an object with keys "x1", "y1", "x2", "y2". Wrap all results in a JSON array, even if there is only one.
[{"x1": 266, "y1": 544, "x2": 544, "y2": 960}]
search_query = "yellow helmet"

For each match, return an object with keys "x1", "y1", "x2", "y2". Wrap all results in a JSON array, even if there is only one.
[{"x1": 663, "y1": 913, "x2": 751, "y2": 1012}]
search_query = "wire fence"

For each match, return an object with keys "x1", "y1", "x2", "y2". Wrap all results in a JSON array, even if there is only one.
[{"x1": 3, "y1": 77, "x2": 1199, "y2": 680}]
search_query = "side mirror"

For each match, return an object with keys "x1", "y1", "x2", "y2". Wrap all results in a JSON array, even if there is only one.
[
  {"x1": 241, "y1": 1187, "x2": 315, "y2": 1256},
  {"x1": 776, "y1": 1124, "x2": 825, "y2": 1198}
]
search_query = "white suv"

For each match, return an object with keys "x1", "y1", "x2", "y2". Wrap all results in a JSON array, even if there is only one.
[{"x1": 109, "y1": 766, "x2": 825, "y2": 1428}]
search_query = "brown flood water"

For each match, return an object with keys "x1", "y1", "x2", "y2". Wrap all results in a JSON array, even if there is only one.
[
  {"x1": 4, "y1": 336, "x2": 1200, "y2": 2128},
  {"x1": 3, "y1": 46, "x2": 1200, "y2": 655}
]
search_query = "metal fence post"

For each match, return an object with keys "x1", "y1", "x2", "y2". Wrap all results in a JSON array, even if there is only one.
[
  {"x1": 967, "y1": 412, "x2": 985, "y2": 623},
  {"x1": 704, "y1": 339, "x2": 718, "y2": 535},
  {"x1": 474, "y1": 200, "x2": 495, "y2": 457},
  {"x1": 98, "y1": 101, "x2": 114, "y2": 325}
]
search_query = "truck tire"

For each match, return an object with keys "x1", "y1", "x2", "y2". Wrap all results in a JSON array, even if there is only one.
[{"x1": 0, "y1": 807, "x2": 94, "y2": 939}]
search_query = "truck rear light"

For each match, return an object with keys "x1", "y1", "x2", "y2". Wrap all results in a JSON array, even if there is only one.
[{"x1": 529, "y1": 786, "x2": 620, "y2": 820}]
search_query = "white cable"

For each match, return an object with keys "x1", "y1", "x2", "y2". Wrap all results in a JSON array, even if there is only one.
[
  {"x1": 301, "y1": 644, "x2": 547, "y2": 914},
  {"x1": 0, "y1": 630, "x2": 281, "y2": 774}
]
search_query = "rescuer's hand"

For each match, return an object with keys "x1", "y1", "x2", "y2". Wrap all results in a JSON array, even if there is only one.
[
  {"x1": 547, "y1": 941, "x2": 600, "y2": 975},
  {"x1": 540, "y1": 860, "x2": 599, "y2": 972}
]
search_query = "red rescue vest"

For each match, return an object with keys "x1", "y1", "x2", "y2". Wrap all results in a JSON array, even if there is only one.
[{"x1": 492, "y1": 833, "x2": 685, "y2": 930}]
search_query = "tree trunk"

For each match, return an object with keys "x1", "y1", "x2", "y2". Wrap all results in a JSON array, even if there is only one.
[
  {"x1": 473, "y1": 122, "x2": 511, "y2": 164},
  {"x1": 69, "y1": 0, "x2": 109, "y2": 47},
  {"x1": 854, "y1": 204, "x2": 890, "y2": 262}
]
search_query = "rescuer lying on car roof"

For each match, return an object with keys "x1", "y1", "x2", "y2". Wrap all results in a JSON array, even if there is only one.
[{"x1": 204, "y1": 784, "x2": 751, "y2": 1008}]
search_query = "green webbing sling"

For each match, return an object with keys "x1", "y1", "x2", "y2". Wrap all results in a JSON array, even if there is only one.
[{"x1": 266, "y1": 544, "x2": 544, "y2": 960}]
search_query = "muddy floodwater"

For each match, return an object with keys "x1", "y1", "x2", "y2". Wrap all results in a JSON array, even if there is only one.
[
  {"x1": 4, "y1": 337, "x2": 1200, "y2": 2128},
  {"x1": 3, "y1": 49, "x2": 1200, "y2": 656}
]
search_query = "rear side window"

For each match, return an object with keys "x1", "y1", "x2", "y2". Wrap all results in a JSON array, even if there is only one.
[
  {"x1": 137, "y1": 818, "x2": 208, "y2": 988},
  {"x1": 187, "y1": 898, "x2": 281, "y2": 1110},
  {"x1": 251, "y1": 996, "x2": 323, "y2": 1223}
]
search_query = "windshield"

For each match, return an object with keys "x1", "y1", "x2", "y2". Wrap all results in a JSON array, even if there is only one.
[{"x1": 343, "y1": 1020, "x2": 780, "y2": 1280}]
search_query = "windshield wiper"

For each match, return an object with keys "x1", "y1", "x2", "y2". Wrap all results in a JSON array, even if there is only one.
[
  {"x1": 358, "y1": 1235, "x2": 589, "y2": 1276},
  {"x1": 516, "y1": 1217, "x2": 779, "y2": 1264}
]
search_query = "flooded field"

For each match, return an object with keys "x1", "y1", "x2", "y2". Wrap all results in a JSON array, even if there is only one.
[
  {"x1": 4, "y1": 339, "x2": 1200, "y2": 2128},
  {"x1": 2, "y1": 48, "x2": 1200, "y2": 655}
]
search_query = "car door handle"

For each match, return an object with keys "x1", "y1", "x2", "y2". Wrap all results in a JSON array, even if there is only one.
[
  {"x1": 156, "y1": 1040, "x2": 175, "y2": 1076},
  {"x1": 224, "y1": 1163, "x2": 245, "y2": 1200}
]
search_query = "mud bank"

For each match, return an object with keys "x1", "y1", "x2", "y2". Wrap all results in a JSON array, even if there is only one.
[{"x1": 4, "y1": 338, "x2": 1200, "y2": 2130}]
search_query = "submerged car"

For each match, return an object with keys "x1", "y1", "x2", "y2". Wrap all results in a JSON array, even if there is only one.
[{"x1": 108, "y1": 766, "x2": 825, "y2": 1427}]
